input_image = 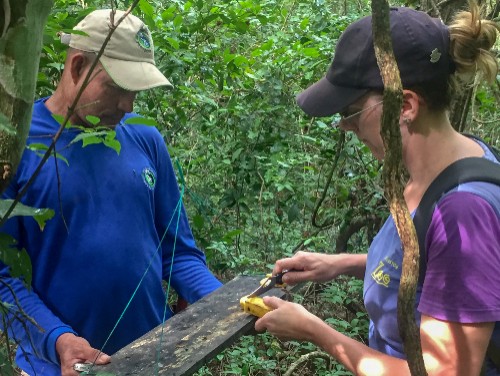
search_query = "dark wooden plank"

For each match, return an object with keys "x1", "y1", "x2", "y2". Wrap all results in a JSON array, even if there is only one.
[{"x1": 91, "y1": 275, "x2": 291, "y2": 376}]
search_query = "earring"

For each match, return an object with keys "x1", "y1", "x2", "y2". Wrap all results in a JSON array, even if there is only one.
[{"x1": 403, "y1": 117, "x2": 411, "y2": 125}]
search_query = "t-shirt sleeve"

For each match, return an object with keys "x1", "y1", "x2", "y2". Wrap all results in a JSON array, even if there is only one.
[{"x1": 418, "y1": 191, "x2": 500, "y2": 323}]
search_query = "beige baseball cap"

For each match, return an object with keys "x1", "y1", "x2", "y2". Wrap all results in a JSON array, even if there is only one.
[{"x1": 62, "y1": 9, "x2": 172, "y2": 91}]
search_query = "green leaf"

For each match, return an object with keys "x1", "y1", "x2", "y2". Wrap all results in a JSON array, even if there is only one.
[
  {"x1": 302, "y1": 47, "x2": 320, "y2": 57},
  {"x1": 70, "y1": 131, "x2": 107, "y2": 146},
  {"x1": 192, "y1": 214, "x2": 205, "y2": 229},
  {"x1": 232, "y1": 55, "x2": 248, "y2": 67},
  {"x1": 161, "y1": 6, "x2": 176, "y2": 21},
  {"x1": 222, "y1": 229, "x2": 243, "y2": 242},
  {"x1": 124, "y1": 116, "x2": 158, "y2": 126},
  {"x1": 233, "y1": 20, "x2": 248, "y2": 33},
  {"x1": 173, "y1": 15, "x2": 183, "y2": 28},
  {"x1": 201, "y1": 13, "x2": 219, "y2": 26},
  {"x1": 85, "y1": 115, "x2": 101, "y2": 126},
  {"x1": 82, "y1": 136, "x2": 104, "y2": 147},
  {"x1": 139, "y1": 0, "x2": 155, "y2": 18},
  {"x1": 287, "y1": 203, "x2": 300, "y2": 223},
  {"x1": 0, "y1": 200, "x2": 54, "y2": 230},
  {"x1": 47, "y1": 62, "x2": 64, "y2": 70},
  {"x1": 0, "y1": 233, "x2": 32, "y2": 288},
  {"x1": 26, "y1": 143, "x2": 69, "y2": 166},
  {"x1": 103, "y1": 138, "x2": 121, "y2": 155},
  {"x1": 299, "y1": 18, "x2": 310, "y2": 30},
  {"x1": 26, "y1": 143, "x2": 49, "y2": 154},
  {"x1": 52, "y1": 114, "x2": 66, "y2": 125},
  {"x1": 166, "y1": 37, "x2": 180, "y2": 49}
]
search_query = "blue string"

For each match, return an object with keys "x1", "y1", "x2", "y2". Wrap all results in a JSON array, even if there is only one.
[
  {"x1": 154, "y1": 184, "x2": 185, "y2": 375},
  {"x1": 89, "y1": 159, "x2": 187, "y2": 375}
]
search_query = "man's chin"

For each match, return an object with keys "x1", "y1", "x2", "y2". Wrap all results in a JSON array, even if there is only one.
[{"x1": 98, "y1": 119, "x2": 121, "y2": 129}]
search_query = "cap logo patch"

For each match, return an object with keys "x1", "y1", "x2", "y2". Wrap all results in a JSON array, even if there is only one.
[
  {"x1": 142, "y1": 167, "x2": 156, "y2": 190},
  {"x1": 136, "y1": 27, "x2": 152, "y2": 51},
  {"x1": 430, "y1": 48, "x2": 441, "y2": 63}
]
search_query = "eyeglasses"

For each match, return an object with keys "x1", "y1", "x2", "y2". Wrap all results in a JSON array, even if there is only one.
[{"x1": 331, "y1": 100, "x2": 384, "y2": 128}]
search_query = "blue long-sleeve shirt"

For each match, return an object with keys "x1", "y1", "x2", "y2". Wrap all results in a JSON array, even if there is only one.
[{"x1": 0, "y1": 98, "x2": 222, "y2": 375}]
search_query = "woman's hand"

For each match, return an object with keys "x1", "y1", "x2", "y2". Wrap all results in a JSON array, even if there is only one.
[
  {"x1": 273, "y1": 251, "x2": 365, "y2": 285},
  {"x1": 254, "y1": 296, "x2": 322, "y2": 342}
]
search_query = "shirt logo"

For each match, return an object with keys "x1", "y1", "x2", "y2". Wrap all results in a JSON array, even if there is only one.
[
  {"x1": 371, "y1": 261, "x2": 390, "y2": 287},
  {"x1": 142, "y1": 167, "x2": 156, "y2": 190},
  {"x1": 136, "y1": 27, "x2": 152, "y2": 51}
]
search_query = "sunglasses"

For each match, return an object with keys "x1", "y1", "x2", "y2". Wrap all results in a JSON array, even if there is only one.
[{"x1": 331, "y1": 100, "x2": 384, "y2": 128}]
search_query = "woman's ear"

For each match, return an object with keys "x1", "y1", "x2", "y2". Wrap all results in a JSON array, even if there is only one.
[{"x1": 400, "y1": 90, "x2": 421, "y2": 129}]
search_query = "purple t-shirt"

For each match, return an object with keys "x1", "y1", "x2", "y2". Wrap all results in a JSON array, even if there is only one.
[{"x1": 364, "y1": 153, "x2": 500, "y2": 373}]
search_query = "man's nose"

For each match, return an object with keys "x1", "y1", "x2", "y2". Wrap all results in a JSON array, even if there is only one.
[{"x1": 118, "y1": 91, "x2": 137, "y2": 113}]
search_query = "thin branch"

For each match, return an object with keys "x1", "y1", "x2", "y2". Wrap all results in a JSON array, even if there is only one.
[
  {"x1": 436, "y1": 0, "x2": 458, "y2": 8},
  {"x1": 53, "y1": 146, "x2": 69, "y2": 231},
  {"x1": 284, "y1": 350, "x2": 333, "y2": 376},
  {"x1": 311, "y1": 132, "x2": 345, "y2": 229},
  {"x1": 1, "y1": 0, "x2": 10, "y2": 37},
  {"x1": 487, "y1": 0, "x2": 500, "y2": 19},
  {"x1": 0, "y1": 279, "x2": 43, "y2": 331},
  {"x1": 428, "y1": 0, "x2": 443, "y2": 18}
]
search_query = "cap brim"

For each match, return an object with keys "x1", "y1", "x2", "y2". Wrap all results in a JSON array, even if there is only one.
[
  {"x1": 296, "y1": 77, "x2": 369, "y2": 117},
  {"x1": 100, "y1": 56, "x2": 173, "y2": 91}
]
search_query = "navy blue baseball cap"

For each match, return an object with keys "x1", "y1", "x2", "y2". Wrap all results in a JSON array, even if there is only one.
[{"x1": 297, "y1": 7, "x2": 454, "y2": 117}]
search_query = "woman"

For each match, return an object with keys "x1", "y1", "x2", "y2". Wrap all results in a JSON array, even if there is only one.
[{"x1": 255, "y1": 5, "x2": 500, "y2": 375}]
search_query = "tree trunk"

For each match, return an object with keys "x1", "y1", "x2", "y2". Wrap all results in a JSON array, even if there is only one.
[
  {"x1": 371, "y1": 2, "x2": 427, "y2": 375},
  {"x1": 0, "y1": 0, "x2": 54, "y2": 194}
]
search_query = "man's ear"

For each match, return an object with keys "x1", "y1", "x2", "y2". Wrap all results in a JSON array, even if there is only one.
[{"x1": 67, "y1": 53, "x2": 88, "y2": 85}]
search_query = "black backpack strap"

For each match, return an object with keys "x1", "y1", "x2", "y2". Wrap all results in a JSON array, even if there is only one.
[
  {"x1": 413, "y1": 136, "x2": 500, "y2": 373},
  {"x1": 413, "y1": 157, "x2": 500, "y2": 285}
]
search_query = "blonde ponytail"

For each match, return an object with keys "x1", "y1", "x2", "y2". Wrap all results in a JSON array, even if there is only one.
[{"x1": 448, "y1": 2, "x2": 500, "y2": 84}]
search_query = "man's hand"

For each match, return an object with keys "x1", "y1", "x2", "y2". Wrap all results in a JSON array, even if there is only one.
[{"x1": 56, "y1": 333, "x2": 111, "y2": 376}]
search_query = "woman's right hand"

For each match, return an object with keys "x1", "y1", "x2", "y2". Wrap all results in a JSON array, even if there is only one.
[{"x1": 273, "y1": 251, "x2": 360, "y2": 285}]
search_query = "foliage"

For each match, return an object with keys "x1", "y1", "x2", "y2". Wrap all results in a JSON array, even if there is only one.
[{"x1": 1, "y1": 0, "x2": 499, "y2": 374}]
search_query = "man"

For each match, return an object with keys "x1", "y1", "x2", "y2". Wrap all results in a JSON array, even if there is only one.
[{"x1": 0, "y1": 9, "x2": 222, "y2": 376}]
